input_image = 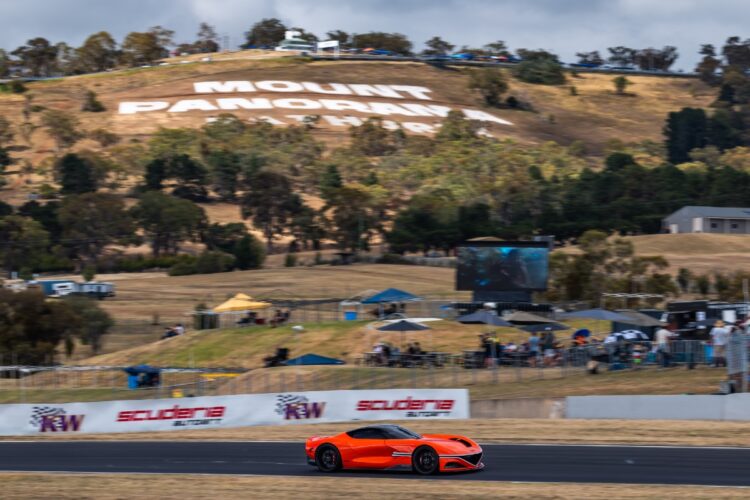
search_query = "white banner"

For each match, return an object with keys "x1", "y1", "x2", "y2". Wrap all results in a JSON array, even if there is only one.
[{"x1": 0, "y1": 389, "x2": 469, "y2": 436}]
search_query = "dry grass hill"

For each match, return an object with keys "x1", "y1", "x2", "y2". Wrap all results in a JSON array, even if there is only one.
[{"x1": 0, "y1": 53, "x2": 714, "y2": 208}]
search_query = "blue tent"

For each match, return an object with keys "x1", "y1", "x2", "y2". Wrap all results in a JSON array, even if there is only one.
[
  {"x1": 285, "y1": 353, "x2": 346, "y2": 366},
  {"x1": 361, "y1": 288, "x2": 420, "y2": 304}
]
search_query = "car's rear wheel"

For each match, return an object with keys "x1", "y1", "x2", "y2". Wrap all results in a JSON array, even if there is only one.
[
  {"x1": 315, "y1": 444, "x2": 342, "y2": 472},
  {"x1": 412, "y1": 446, "x2": 439, "y2": 475}
]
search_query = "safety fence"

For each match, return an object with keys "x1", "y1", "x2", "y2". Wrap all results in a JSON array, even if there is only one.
[{"x1": 0, "y1": 339, "x2": 732, "y2": 404}]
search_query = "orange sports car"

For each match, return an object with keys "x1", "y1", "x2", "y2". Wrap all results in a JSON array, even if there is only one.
[{"x1": 305, "y1": 424, "x2": 484, "y2": 475}]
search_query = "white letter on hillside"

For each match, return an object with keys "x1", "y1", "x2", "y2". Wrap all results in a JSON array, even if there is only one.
[
  {"x1": 320, "y1": 99, "x2": 372, "y2": 113},
  {"x1": 194, "y1": 81, "x2": 255, "y2": 93},
  {"x1": 368, "y1": 102, "x2": 417, "y2": 116},
  {"x1": 168, "y1": 100, "x2": 219, "y2": 113},
  {"x1": 349, "y1": 84, "x2": 403, "y2": 99},
  {"x1": 323, "y1": 115, "x2": 363, "y2": 127},
  {"x1": 272, "y1": 98, "x2": 323, "y2": 110},
  {"x1": 462, "y1": 109, "x2": 513, "y2": 126},
  {"x1": 302, "y1": 82, "x2": 353, "y2": 95},
  {"x1": 118, "y1": 101, "x2": 170, "y2": 114},
  {"x1": 255, "y1": 81, "x2": 304, "y2": 92},
  {"x1": 217, "y1": 98, "x2": 273, "y2": 110},
  {"x1": 403, "y1": 122, "x2": 436, "y2": 134},
  {"x1": 401, "y1": 104, "x2": 452, "y2": 117},
  {"x1": 390, "y1": 85, "x2": 432, "y2": 100}
]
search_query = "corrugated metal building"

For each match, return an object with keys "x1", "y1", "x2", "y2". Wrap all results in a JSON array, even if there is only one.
[{"x1": 663, "y1": 206, "x2": 750, "y2": 234}]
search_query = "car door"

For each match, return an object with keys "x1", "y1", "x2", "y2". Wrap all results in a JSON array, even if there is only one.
[{"x1": 346, "y1": 428, "x2": 389, "y2": 468}]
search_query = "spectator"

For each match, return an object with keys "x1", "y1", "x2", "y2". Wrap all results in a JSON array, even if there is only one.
[
  {"x1": 709, "y1": 319, "x2": 729, "y2": 368},
  {"x1": 528, "y1": 332, "x2": 540, "y2": 368},
  {"x1": 162, "y1": 326, "x2": 177, "y2": 339},
  {"x1": 174, "y1": 323, "x2": 185, "y2": 335},
  {"x1": 542, "y1": 331, "x2": 557, "y2": 367},
  {"x1": 654, "y1": 322, "x2": 675, "y2": 368}
]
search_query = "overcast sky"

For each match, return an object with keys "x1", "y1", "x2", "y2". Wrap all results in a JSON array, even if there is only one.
[{"x1": 1, "y1": 0, "x2": 747, "y2": 70}]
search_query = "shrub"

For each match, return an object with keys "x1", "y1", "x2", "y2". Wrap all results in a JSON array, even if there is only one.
[
  {"x1": 194, "y1": 251, "x2": 235, "y2": 274},
  {"x1": 514, "y1": 58, "x2": 566, "y2": 85},
  {"x1": 81, "y1": 90, "x2": 106, "y2": 112},
  {"x1": 284, "y1": 253, "x2": 297, "y2": 267}
]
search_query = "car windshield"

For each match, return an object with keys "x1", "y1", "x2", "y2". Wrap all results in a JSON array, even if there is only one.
[{"x1": 383, "y1": 426, "x2": 422, "y2": 439}]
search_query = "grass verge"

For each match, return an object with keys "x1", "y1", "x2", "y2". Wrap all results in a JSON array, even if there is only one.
[{"x1": 1, "y1": 473, "x2": 748, "y2": 499}]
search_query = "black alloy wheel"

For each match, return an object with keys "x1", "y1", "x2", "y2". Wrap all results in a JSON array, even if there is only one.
[
  {"x1": 412, "y1": 446, "x2": 439, "y2": 475},
  {"x1": 315, "y1": 444, "x2": 342, "y2": 472}
]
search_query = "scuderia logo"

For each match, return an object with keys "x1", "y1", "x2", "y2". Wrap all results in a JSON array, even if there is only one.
[{"x1": 116, "y1": 404, "x2": 225, "y2": 427}]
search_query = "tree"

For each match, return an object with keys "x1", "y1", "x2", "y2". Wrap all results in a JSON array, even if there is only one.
[
  {"x1": 58, "y1": 193, "x2": 135, "y2": 265},
  {"x1": 130, "y1": 191, "x2": 207, "y2": 256},
  {"x1": 54, "y1": 153, "x2": 99, "y2": 194},
  {"x1": 325, "y1": 30, "x2": 350, "y2": 48},
  {"x1": 422, "y1": 36, "x2": 454, "y2": 56},
  {"x1": 468, "y1": 68, "x2": 508, "y2": 107},
  {"x1": 484, "y1": 40, "x2": 509, "y2": 56},
  {"x1": 613, "y1": 75, "x2": 631, "y2": 95},
  {"x1": 576, "y1": 51, "x2": 604, "y2": 65},
  {"x1": 676, "y1": 267, "x2": 692, "y2": 293},
  {"x1": 664, "y1": 108, "x2": 708, "y2": 164},
  {"x1": 195, "y1": 22, "x2": 220, "y2": 53},
  {"x1": 144, "y1": 154, "x2": 209, "y2": 201},
  {"x1": 54, "y1": 42, "x2": 78, "y2": 75},
  {"x1": 81, "y1": 90, "x2": 106, "y2": 112},
  {"x1": 63, "y1": 296, "x2": 113, "y2": 354},
  {"x1": 120, "y1": 31, "x2": 164, "y2": 66},
  {"x1": 233, "y1": 235, "x2": 266, "y2": 269},
  {"x1": 0, "y1": 49, "x2": 10, "y2": 77},
  {"x1": 241, "y1": 171, "x2": 302, "y2": 250},
  {"x1": 514, "y1": 50, "x2": 565, "y2": 84},
  {"x1": 696, "y1": 44, "x2": 722, "y2": 85},
  {"x1": 633, "y1": 46, "x2": 678, "y2": 71},
  {"x1": 0, "y1": 215, "x2": 49, "y2": 275},
  {"x1": 326, "y1": 183, "x2": 383, "y2": 252},
  {"x1": 149, "y1": 25, "x2": 175, "y2": 50},
  {"x1": 0, "y1": 115, "x2": 13, "y2": 146},
  {"x1": 41, "y1": 109, "x2": 82, "y2": 151},
  {"x1": 350, "y1": 118, "x2": 400, "y2": 156},
  {"x1": 607, "y1": 46, "x2": 636, "y2": 66},
  {"x1": 244, "y1": 18, "x2": 287, "y2": 47},
  {"x1": 352, "y1": 32, "x2": 413, "y2": 55},
  {"x1": 0, "y1": 289, "x2": 82, "y2": 364},
  {"x1": 89, "y1": 128, "x2": 119, "y2": 147},
  {"x1": 436, "y1": 110, "x2": 479, "y2": 141},
  {"x1": 722, "y1": 36, "x2": 750, "y2": 71},
  {"x1": 205, "y1": 150, "x2": 241, "y2": 200},
  {"x1": 76, "y1": 31, "x2": 118, "y2": 73},
  {"x1": 11, "y1": 37, "x2": 58, "y2": 76}
]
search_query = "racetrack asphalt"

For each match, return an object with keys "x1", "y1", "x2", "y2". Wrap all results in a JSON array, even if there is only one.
[{"x1": 0, "y1": 441, "x2": 749, "y2": 486}]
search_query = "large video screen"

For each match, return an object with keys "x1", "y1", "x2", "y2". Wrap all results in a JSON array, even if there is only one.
[{"x1": 456, "y1": 242, "x2": 549, "y2": 291}]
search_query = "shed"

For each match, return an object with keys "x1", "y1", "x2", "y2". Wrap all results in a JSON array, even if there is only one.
[{"x1": 663, "y1": 206, "x2": 750, "y2": 234}]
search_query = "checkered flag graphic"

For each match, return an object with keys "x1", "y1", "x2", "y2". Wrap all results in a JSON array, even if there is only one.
[
  {"x1": 275, "y1": 394, "x2": 307, "y2": 416},
  {"x1": 29, "y1": 406, "x2": 66, "y2": 427}
]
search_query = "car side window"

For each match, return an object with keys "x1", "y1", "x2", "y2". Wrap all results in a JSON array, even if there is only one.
[{"x1": 348, "y1": 428, "x2": 385, "y2": 439}]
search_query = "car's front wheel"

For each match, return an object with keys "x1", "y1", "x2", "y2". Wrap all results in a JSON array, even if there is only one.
[
  {"x1": 412, "y1": 446, "x2": 439, "y2": 475},
  {"x1": 315, "y1": 444, "x2": 342, "y2": 472}
]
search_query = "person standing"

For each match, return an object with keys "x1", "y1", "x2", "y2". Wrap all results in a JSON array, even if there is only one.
[
  {"x1": 709, "y1": 319, "x2": 729, "y2": 368},
  {"x1": 528, "y1": 332, "x2": 540, "y2": 368},
  {"x1": 542, "y1": 330, "x2": 557, "y2": 367},
  {"x1": 654, "y1": 322, "x2": 675, "y2": 368}
]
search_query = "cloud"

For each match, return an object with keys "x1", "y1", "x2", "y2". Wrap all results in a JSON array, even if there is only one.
[{"x1": 0, "y1": 0, "x2": 748, "y2": 70}]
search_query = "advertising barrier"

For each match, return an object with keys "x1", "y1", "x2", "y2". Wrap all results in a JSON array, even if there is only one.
[{"x1": 0, "y1": 389, "x2": 469, "y2": 436}]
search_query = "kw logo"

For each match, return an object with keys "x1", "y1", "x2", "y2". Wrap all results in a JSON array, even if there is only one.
[
  {"x1": 40, "y1": 414, "x2": 85, "y2": 432},
  {"x1": 275, "y1": 394, "x2": 326, "y2": 420},
  {"x1": 30, "y1": 407, "x2": 85, "y2": 432}
]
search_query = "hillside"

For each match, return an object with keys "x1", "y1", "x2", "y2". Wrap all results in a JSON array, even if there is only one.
[{"x1": 0, "y1": 55, "x2": 714, "y2": 205}]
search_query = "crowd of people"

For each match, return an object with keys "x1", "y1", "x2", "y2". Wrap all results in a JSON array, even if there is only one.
[{"x1": 370, "y1": 340, "x2": 427, "y2": 366}]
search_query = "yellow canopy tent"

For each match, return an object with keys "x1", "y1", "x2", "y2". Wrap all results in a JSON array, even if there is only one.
[{"x1": 213, "y1": 293, "x2": 271, "y2": 313}]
